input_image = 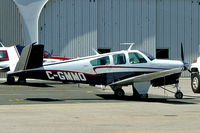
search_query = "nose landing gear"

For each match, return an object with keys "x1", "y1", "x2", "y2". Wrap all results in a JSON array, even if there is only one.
[
  {"x1": 174, "y1": 83, "x2": 183, "y2": 99},
  {"x1": 175, "y1": 91, "x2": 183, "y2": 99}
]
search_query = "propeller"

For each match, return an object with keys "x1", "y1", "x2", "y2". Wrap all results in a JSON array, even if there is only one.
[
  {"x1": 181, "y1": 42, "x2": 184, "y2": 62},
  {"x1": 181, "y1": 42, "x2": 191, "y2": 73}
]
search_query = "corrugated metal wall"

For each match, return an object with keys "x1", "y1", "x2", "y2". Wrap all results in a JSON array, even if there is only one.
[
  {"x1": 157, "y1": 0, "x2": 200, "y2": 61},
  {"x1": 0, "y1": 0, "x2": 23, "y2": 46},
  {"x1": 156, "y1": 0, "x2": 200, "y2": 76},
  {"x1": 39, "y1": 0, "x2": 97, "y2": 58},
  {"x1": 97, "y1": 0, "x2": 156, "y2": 55}
]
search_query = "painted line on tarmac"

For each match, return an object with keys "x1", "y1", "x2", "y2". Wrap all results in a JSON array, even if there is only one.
[
  {"x1": 79, "y1": 114, "x2": 200, "y2": 119},
  {"x1": 0, "y1": 93, "x2": 23, "y2": 96},
  {"x1": 0, "y1": 85, "x2": 26, "y2": 88},
  {"x1": 107, "y1": 131, "x2": 200, "y2": 133},
  {"x1": 28, "y1": 89, "x2": 97, "y2": 92},
  {"x1": 0, "y1": 104, "x2": 127, "y2": 110}
]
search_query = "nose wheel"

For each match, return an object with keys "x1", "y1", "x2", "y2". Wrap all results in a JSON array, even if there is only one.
[
  {"x1": 175, "y1": 91, "x2": 183, "y2": 99},
  {"x1": 174, "y1": 83, "x2": 183, "y2": 99}
]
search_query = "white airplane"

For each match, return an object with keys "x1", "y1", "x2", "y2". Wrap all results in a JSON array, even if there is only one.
[
  {"x1": 0, "y1": 42, "x2": 71, "y2": 72},
  {"x1": 6, "y1": 43, "x2": 188, "y2": 99}
]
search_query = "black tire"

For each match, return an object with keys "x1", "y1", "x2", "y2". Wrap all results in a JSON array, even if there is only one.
[
  {"x1": 191, "y1": 73, "x2": 200, "y2": 93},
  {"x1": 114, "y1": 88, "x2": 125, "y2": 98},
  {"x1": 7, "y1": 76, "x2": 15, "y2": 84},
  {"x1": 175, "y1": 91, "x2": 183, "y2": 99},
  {"x1": 18, "y1": 77, "x2": 26, "y2": 84}
]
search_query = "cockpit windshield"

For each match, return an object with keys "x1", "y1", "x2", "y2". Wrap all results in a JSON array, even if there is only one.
[{"x1": 139, "y1": 50, "x2": 155, "y2": 61}]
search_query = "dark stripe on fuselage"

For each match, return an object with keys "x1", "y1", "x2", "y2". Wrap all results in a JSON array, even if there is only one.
[{"x1": 9, "y1": 69, "x2": 152, "y2": 85}]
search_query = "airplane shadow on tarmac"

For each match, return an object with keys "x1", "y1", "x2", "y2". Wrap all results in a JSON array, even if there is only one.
[
  {"x1": 25, "y1": 94, "x2": 198, "y2": 105},
  {"x1": 25, "y1": 98, "x2": 64, "y2": 102},
  {"x1": 96, "y1": 94, "x2": 198, "y2": 105},
  {"x1": 2, "y1": 82, "x2": 53, "y2": 87}
]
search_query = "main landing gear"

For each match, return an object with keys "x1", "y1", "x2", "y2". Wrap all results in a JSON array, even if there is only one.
[
  {"x1": 113, "y1": 87, "x2": 125, "y2": 98},
  {"x1": 7, "y1": 76, "x2": 15, "y2": 84},
  {"x1": 7, "y1": 76, "x2": 26, "y2": 85},
  {"x1": 111, "y1": 82, "x2": 184, "y2": 99}
]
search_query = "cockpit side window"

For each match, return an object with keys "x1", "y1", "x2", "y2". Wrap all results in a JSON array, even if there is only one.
[
  {"x1": 128, "y1": 52, "x2": 147, "y2": 64},
  {"x1": 113, "y1": 53, "x2": 126, "y2": 65},
  {"x1": 90, "y1": 56, "x2": 110, "y2": 66}
]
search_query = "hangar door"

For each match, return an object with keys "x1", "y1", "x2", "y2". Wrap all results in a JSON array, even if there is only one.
[{"x1": 39, "y1": 0, "x2": 97, "y2": 58}]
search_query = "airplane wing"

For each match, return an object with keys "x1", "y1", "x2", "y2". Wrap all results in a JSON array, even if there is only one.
[{"x1": 109, "y1": 67, "x2": 184, "y2": 86}]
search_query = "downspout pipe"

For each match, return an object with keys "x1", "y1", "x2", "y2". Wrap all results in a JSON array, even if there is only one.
[{"x1": 13, "y1": 0, "x2": 48, "y2": 45}]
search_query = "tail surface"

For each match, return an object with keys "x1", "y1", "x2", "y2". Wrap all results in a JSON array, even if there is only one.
[{"x1": 15, "y1": 44, "x2": 44, "y2": 71}]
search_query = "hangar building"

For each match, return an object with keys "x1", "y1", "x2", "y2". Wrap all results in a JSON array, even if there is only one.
[{"x1": 0, "y1": 0, "x2": 200, "y2": 76}]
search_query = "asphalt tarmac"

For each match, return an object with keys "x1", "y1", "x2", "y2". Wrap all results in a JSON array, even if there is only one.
[{"x1": 0, "y1": 78, "x2": 200, "y2": 133}]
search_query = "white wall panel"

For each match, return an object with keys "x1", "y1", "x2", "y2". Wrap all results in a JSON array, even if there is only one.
[
  {"x1": 97, "y1": 0, "x2": 156, "y2": 55},
  {"x1": 39, "y1": 0, "x2": 97, "y2": 58},
  {"x1": 0, "y1": 0, "x2": 23, "y2": 45}
]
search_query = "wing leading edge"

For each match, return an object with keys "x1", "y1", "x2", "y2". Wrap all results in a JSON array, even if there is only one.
[{"x1": 109, "y1": 67, "x2": 184, "y2": 86}]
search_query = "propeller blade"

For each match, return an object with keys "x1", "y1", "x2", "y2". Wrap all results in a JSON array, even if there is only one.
[
  {"x1": 180, "y1": 43, "x2": 191, "y2": 73},
  {"x1": 181, "y1": 42, "x2": 184, "y2": 62}
]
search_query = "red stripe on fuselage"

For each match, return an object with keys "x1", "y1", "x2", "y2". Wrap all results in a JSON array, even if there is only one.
[{"x1": 93, "y1": 66, "x2": 168, "y2": 72}]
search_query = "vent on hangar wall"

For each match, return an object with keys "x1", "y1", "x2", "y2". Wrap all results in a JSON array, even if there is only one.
[
  {"x1": 98, "y1": 49, "x2": 111, "y2": 54},
  {"x1": 156, "y1": 49, "x2": 169, "y2": 59}
]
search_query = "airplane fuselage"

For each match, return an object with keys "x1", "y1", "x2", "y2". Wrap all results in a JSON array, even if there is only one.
[{"x1": 10, "y1": 50, "x2": 184, "y2": 86}]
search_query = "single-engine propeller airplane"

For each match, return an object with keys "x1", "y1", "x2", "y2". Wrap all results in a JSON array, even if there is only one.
[{"x1": 6, "y1": 43, "x2": 188, "y2": 99}]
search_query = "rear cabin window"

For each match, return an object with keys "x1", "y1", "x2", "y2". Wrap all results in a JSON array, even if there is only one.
[
  {"x1": 90, "y1": 56, "x2": 110, "y2": 66},
  {"x1": 128, "y1": 52, "x2": 147, "y2": 64},
  {"x1": 113, "y1": 53, "x2": 126, "y2": 65},
  {"x1": 0, "y1": 50, "x2": 9, "y2": 61}
]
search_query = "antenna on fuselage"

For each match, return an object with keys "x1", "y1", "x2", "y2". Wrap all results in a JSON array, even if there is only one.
[
  {"x1": 92, "y1": 48, "x2": 100, "y2": 55},
  {"x1": 120, "y1": 42, "x2": 135, "y2": 51},
  {"x1": 0, "y1": 42, "x2": 5, "y2": 47}
]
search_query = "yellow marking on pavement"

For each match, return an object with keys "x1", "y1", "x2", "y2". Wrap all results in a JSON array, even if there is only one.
[
  {"x1": 9, "y1": 99, "x2": 24, "y2": 102},
  {"x1": 107, "y1": 131, "x2": 200, "y2": 133},
  {"x1": 14, "y1": 99, "x2": 24, "y2": 102},
  {"x1": 9, "y1": 99, "x2": 13, "y2": 102},
  {"x1": 30, "y1": 89, "x2": 84, "y2": 92},
  {"x1": 0, "y1": 104, "x2": 127, "y2": 110},
  {"x1": 87, "y1": 90, "x2": 93, "y2": 93}
]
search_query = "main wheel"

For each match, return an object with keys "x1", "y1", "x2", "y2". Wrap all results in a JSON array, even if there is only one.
[
  {"x1": 7, "y1": 76, "x2": 15, "y2": 84},
  {"x1": 18, "y1": 77, "x2": 26, "y2": 84},
  {"x1": 175, "y1": 91, "x2": 183, "y2": 99},
  {"x1": 191, "y1": 73, "x2": 200, "y2": 93},
  {"x1": 114, "y1": 88, "x2": 125, "y2": 98}
]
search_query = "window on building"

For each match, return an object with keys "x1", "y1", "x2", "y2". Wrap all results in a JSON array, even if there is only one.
[
  {"x1": 156, "y1": 49, "x2": 169, "y2": 59},
  {"x1": 113, "y1": 53, "x2": 126, "y2": 65},
  {"x1": 97, "y1": 49, "x2": 110, "y2": 54},
  {"x1": 128, "y1": 52, "x2": 147, "y2": 64},
  {"x1": 90, "y1": 56, "x2": 110, "y2": 66}
]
